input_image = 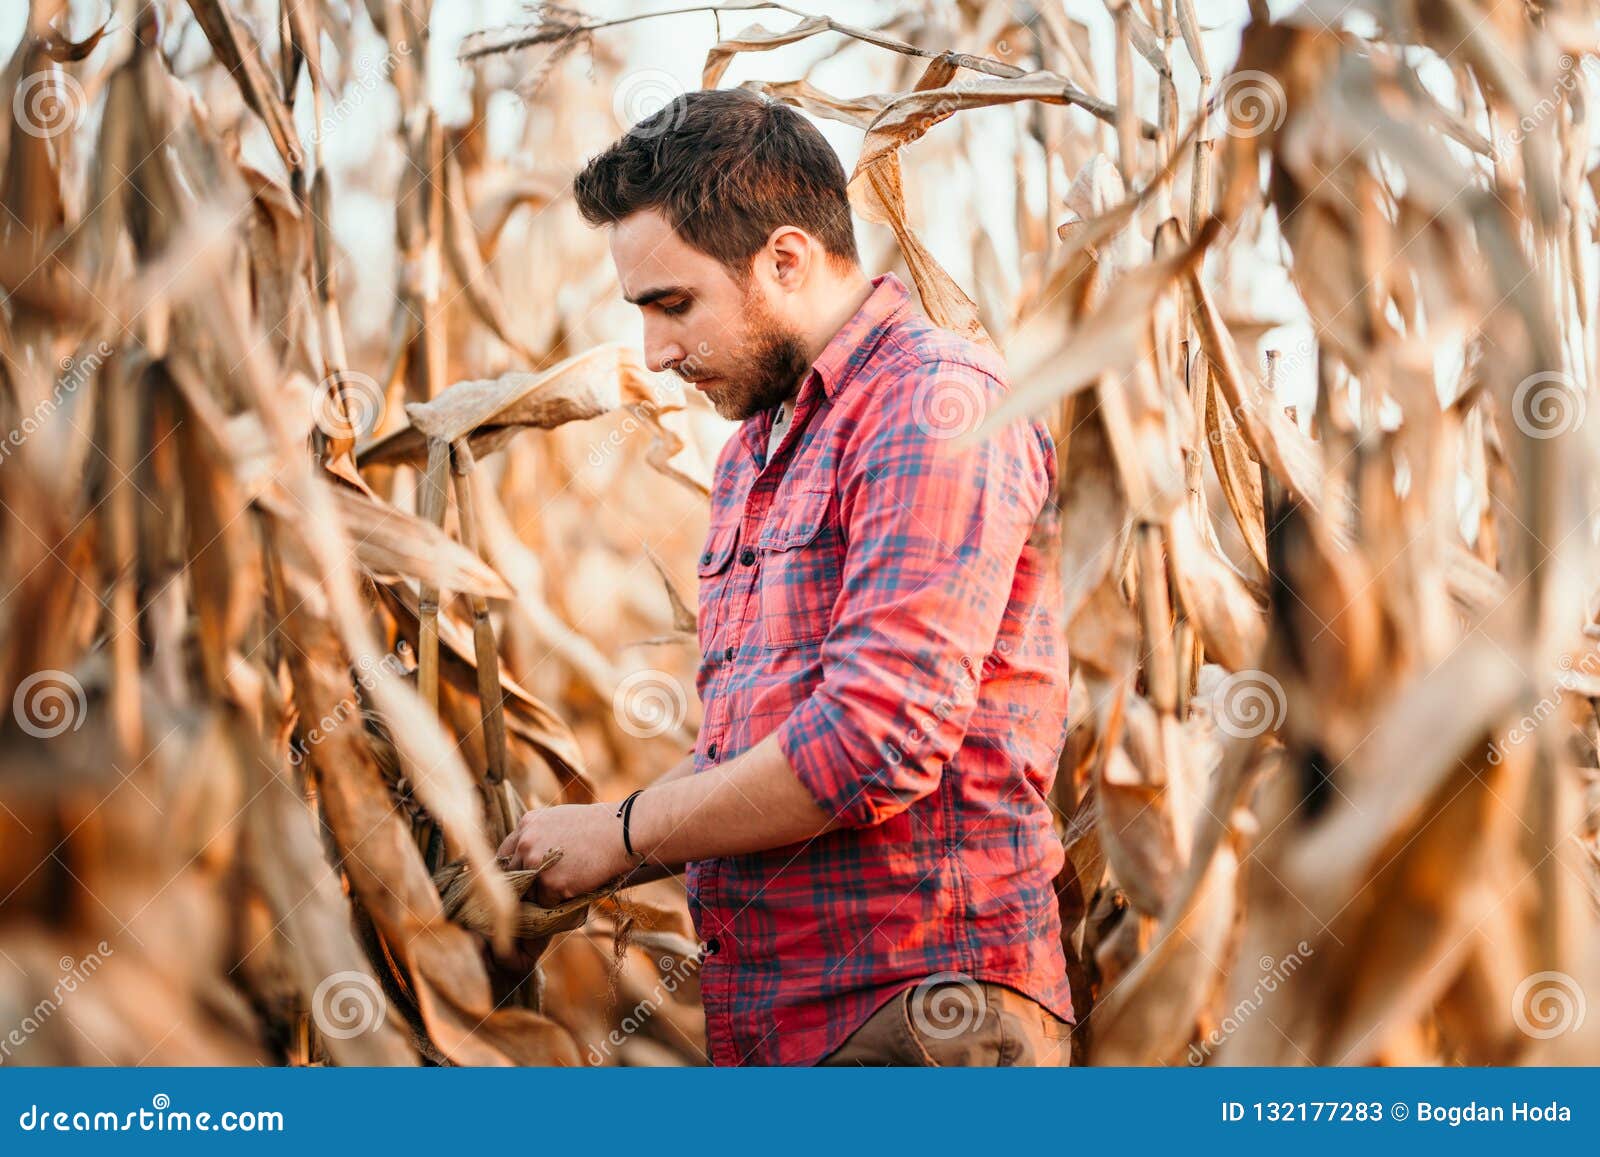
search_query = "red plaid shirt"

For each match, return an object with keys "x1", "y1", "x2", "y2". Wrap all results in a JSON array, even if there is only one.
[{"x1": 689, "y1": 273, "x2": 1073, "y2": 1065}]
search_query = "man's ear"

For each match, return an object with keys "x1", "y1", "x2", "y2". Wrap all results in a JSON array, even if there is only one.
[{"x1": 766, "y1": 226, "x2": 813, "y2": 290}]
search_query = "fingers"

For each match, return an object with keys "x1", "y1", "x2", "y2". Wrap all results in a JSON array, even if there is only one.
[
  {"x1": 497, "y1": 813, "x2": 530, "y2": 867},
  {"x1": 530, "y1": 873, "x2": 568, "y2": 908}
]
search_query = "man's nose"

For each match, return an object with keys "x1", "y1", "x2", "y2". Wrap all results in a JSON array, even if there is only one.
[{"x1": 643, "y1": 322, "x2": 686, "y2": 374}]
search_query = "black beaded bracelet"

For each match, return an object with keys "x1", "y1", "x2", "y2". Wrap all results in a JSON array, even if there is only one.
[{"x1": 615, "y1": 788, "x2": 646, "y2": 862}]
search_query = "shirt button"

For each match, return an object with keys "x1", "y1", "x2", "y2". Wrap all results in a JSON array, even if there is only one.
[
  {"x1": 723, "y1": 645, "x2": 735, "y2": 661},
  {"x1": 706, "y1": 742, "x2": 718, "y2": 760},
  {"x1": 700, "y1": 551, "x2": 712, "y2": 566},
  {"x1": 704, "y1": 937, "x2": 721, "y2": 956},
  {"x1": 738, "y1": 547, "x2": 756, "y2": 566}
]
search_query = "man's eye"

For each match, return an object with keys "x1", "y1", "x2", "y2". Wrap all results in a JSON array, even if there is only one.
[{"x1": 662, "y1": 300, "x2": 690, "y2": 317}]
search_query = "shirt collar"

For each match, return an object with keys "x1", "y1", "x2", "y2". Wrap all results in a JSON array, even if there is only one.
[
  {"x1": 807, "y1": 272, "x2": 911, "y2": 401},
  {"x1": 742, "y1": 273, "x2": 911, "y2": 468}
]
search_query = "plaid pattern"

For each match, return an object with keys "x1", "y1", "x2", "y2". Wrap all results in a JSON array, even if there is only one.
[{"x1": 689, "y1": 273, "x2": 1074, "y2": 1066}]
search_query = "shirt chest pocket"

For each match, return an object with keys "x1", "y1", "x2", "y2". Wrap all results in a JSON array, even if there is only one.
[
  {"x1": 756, "y1": 487, "x2": 844, "y2": 649},
  {"x1": 696, "y1": 522, "x2": 741, "y2": 644}
]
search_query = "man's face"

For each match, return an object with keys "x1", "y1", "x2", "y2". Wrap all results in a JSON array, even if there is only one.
[{"x1": 610, "y1": 210, "x2": 810, "y2": 421}]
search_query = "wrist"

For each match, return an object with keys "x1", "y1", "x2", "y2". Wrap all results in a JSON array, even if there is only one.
[{"x1": 614, "y1": 790, "x2": 648, "y2": 869}]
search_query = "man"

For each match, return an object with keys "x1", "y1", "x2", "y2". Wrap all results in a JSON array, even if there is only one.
[{"x1": 500, "y1": 89, "x2": 1074, "y2": 1067}]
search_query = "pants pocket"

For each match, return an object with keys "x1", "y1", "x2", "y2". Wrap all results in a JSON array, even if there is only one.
[
  {"x1": 1035, "y1": 1008, "x2": 1075, "y2": 1067},
  {"x1": 899, "y1": 974, "x2": 1003, "y2": 1066},
  {"x1": 819, "y1": 976, "x2": 1001, "y2": 1066}
]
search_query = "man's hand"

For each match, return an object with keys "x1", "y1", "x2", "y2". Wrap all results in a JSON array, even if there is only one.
[
  {"x1": 498, "y1": 803, "x2": 635, "y2": 905},
  {"x1": 493, "y1": 738, "x2": 835, "y2": 912}
]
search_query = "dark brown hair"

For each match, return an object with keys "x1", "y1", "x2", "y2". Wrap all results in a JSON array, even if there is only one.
[{"x1": 573, "y1": 88, "x2": 860, "y2": 275}]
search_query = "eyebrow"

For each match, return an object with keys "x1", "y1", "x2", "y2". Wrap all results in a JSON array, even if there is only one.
[{"x1": 623, "y1": 285, "x2": 690, "y2": 307}]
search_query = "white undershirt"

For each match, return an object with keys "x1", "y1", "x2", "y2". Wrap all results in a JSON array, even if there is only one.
[{"x1": 766, "y1": 397, "x2": 793, "y2": 459}]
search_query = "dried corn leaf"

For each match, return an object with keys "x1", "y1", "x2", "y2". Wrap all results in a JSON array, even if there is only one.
[
  {"x1": 360, "y1": 345, "x2": 642, "y2": 468},
  {"x1": 703, "y1": 16, "x2": 832, "y2": 89},
  {"x1": 376, "y1": 581, "x2": 591, "y2": 797},
  {"x1": 183, "y1": 0, "x2": 302, "y2": 169},
  {"x1": 324, "y1": 485, "x2": 515, "y2": 599}
]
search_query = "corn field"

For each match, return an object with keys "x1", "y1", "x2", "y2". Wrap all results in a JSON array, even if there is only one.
[{"x1": 1, "y1": 0, "x2": 1598, "y2": 1067}]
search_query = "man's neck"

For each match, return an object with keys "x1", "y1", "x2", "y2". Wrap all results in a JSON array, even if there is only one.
[
  {"x1": 797, "y1": 271, "x2": 875, "y2": 368},
  {"x1": 767, "y1": 270, "x2": 873, "y2": 416}
]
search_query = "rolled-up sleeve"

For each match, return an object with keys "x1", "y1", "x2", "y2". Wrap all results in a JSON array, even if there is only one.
[{"x1": 775, "y1": 359, "x2": 1051, "y2": 828}]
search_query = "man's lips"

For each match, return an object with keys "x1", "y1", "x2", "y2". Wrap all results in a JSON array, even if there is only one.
[{"x1": 682, "y1": 375, "x2": 721, "y2": 390}]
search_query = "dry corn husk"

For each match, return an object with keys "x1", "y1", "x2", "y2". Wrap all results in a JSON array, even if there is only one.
[{"x1": 435, "y1": 852, "x2": 598, "y2": 941}]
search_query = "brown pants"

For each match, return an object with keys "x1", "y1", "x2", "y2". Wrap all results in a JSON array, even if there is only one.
[{"x1": 818, "y1": 976, "x2": 1074, "y2": 1067}]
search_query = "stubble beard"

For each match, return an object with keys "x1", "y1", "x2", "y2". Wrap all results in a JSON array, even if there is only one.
[{"x1": 693, "y1": 288, "x2": 812, "y2": 422}]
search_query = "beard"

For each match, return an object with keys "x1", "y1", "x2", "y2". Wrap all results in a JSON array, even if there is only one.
[{"x1": 680, "y1": 288, "x2": 811, "y2": 422}]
